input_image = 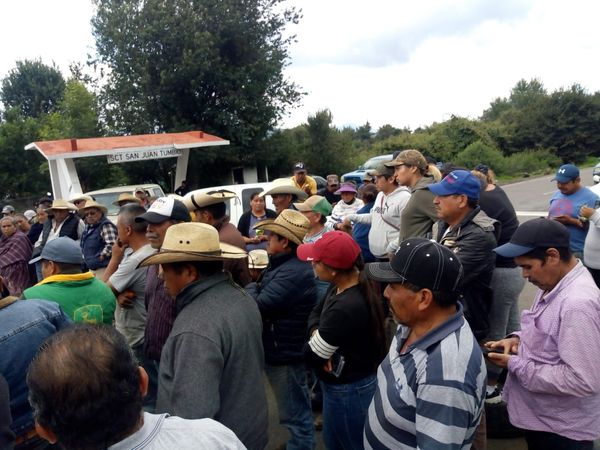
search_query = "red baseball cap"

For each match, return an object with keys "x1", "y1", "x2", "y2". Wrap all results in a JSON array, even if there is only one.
[{"x1": 297, "y1": 231, "x2": 361, "y2": 270}]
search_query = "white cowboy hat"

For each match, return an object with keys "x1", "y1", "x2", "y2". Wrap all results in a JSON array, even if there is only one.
[
  {"x1": 183, "y1": 189, "x2": 238, "y2": 212},
  {"x1": 248, "y1": 249, "x2": 269, "y2": 269},
  {"x1": 139, "y1": 222, "x2": 247, "y2": 267},
  {"x1": 45, "y1": 199, "x2": 78, "y2": 212},
  {"x1": 78, "y1": 200, "x2": 108, "y2": 215},
  {"x1": 259, "y1": 178, "x2": 308, "y2": 200}
]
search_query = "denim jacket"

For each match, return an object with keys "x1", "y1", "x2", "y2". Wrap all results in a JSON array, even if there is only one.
[{"x1": 0, "y1": 298, "x2": 71, "y2": 435}]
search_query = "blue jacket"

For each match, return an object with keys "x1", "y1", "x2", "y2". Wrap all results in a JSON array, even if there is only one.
[
  {"x1": 81, "y1": 216, "x2": 115, "y2": 270},
  {"x1": 245, "y1": 252, "x2": 318, "y2": 365},
  {"x1": 0, "y1": 299, "x2": 71, "y2": 436},
  {"x1": 352, "y1": 201, "x2": 376, "y2": 263}
]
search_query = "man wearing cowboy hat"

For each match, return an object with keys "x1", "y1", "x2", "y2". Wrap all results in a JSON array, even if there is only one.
[
  {"x1": 184, "y1": 190, "x2": 250, "y2": 286},
  {"x1": 139, "y1": 222, "x2": 268, "y2": 450},
  {"x1": 69, "y1": 194, "x2": 94, "y2": 210},
  {"x1": 31, "y1": 200, "x2": 85, "y2": 282},
  {"x1": 113, "y1": 192, "x2": 142, "y2": 208},
  {"x1": 79, "y1": 200, "x2": 118, "y2": 279},
  {"x1": 245, "y1": 209, "x2": 318, "y2": 450},
  {"x1": 260, "y1": 178, "x2": 309, "y2": 215}
]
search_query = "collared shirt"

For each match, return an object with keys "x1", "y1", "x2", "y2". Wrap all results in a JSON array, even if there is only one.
[
  {"x1": 504, "y1": 261, "x2": 600, "y2": 441},
  {"x1": 108, "y1": 413, "x2": 245, "y2": 450},
  {"x1": 364, "y1": 304, "x2": 486, "y2": 449},
  {"x1": 291, "y1": 175, "x2": 317, "y2": 195}
]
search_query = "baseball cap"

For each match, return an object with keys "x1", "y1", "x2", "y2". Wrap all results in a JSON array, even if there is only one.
[
  {"x1": 367, "y1": 163, "x2": 394, "y2": 178},
  {"x1": 428, "y1": 170, "x2": 481, "y2": 199},
  {"x1": 135, "y1": 197, "x2": 190, "y2": 224},
  {"x1": 2, "y1": 205, "x2": 14, "y2": 214},
  {"x1": 385, "y1": 149, "x2": 427, "y2": 171},
  {"x1": 294, "y1": 162, "x2": 307, "y2": 173},
  {"x1": 552, "y1": 164, "x2": 580, "y2": 183},
  {"x1": 29, "y1": 236, "x2": 83, "y2": 265},
  {"x1": 297, "y1": 231, "x2": 361, "y2": 270},
  {"x1": 366, "y1": 238, "x2": 463, "y2": 292},
  {"x1": 294, "y1": 195, "x2": 332, "y2": 216},
  {"x1": 23, "y1": 210, "x2": 36, "y2": 221},
  {"x1": 494, "y1": 218, "x2": 570, "y2": 258}
]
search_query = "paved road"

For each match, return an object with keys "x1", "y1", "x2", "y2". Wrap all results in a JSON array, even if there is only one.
[{"x1": 266, "y1": 169, "x2": 599, "y2": 450}]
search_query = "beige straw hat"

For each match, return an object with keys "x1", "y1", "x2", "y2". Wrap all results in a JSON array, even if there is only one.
[
  {"x1": 139, "y1": 222, "x2": 247, "y2": 267},
  {"x1": 79, "y1": 200, "x2": 108, "y2": 215},
  {"x1": 45, "y1": 199, "x2": 77, "y2": 212},
  {"x1": 253, "y1": 209, "x2": 309, "y2": 245},
  {"x1": 113, "y1": 193, "x2": 142, "y2": 206},
  {"x1": 248, "y1": 249, "x2": 269, "y2": 269},
  {"x1": 70, "y1": 194, "x2": 93, "y2": 204},
  {"x1": 259, "y1": 178, "x2": 308, "y2": 201},
  {"x1": 183, "y1": 189, "x2": 237, "y2": 212}
]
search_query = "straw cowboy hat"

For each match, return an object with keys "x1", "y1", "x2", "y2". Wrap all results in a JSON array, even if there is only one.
[
  {"x1": 259, "y1": 178, "x2": 308, "y2": 201},
  {"x1": 248, "y1": 249, "x2": 269, "y2": 270},
  {"x1": 183, "y1": 189, "x2": 238, "y2": 212},
  {"x1": 139, "y1": 222, "x2": 247, "y2": 267},
  {"x1": 45, "y1": 200, "x2": 77, "y2": 212},
  {"x1": 70, "y1": 194, "x2": 93, "y2": 204},
  {"x1": 112, "y1": 193, "x2": 142, "y2": 206},
  {"x1": 79, "y1": 200, "x2": 108, "y2": 215},
  {"x1": 253, "y1": 209, "x2": 310, "y2": 245}
]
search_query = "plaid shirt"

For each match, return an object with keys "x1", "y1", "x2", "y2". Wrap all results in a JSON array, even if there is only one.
[{"x1": 99, "y1": 222, "x2": 118, "y2": 258}]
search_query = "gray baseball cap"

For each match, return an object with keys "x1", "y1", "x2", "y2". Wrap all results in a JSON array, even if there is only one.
[{"x1": 29, "y1": 237, "x2": 83, "y2": 265}]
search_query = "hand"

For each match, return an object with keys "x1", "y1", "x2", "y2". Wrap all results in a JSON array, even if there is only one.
[
  {"x1": 580, "y1": 206, "x2": 595, "y2": 219},
  {"x1": 111, "y1": 240, "x2": 127, "y2": 260},
  {"x1": 304, "y1": 186, "x2": 312, "y2": 196},
  {"x1": 323, "y1": 358, "x2": 333, "y2": 373},
  {"x1": 553, "y1": 215, "x2": 575, "y2": 226},
  {"x1": 485, "y1": 337, "x2": 519, "y2": 368},
  {"x1": 116, "y1": 290, "x2": 136, "y2": 309}
]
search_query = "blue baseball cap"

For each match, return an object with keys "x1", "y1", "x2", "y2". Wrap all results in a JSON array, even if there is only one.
[
  {"x1": 552, "y1": 164, "x2": 580, "y2": 183},
  {"x1": 428, "y1": 170, "x2": 481, "y2": 199},
  {"x1": 29, "y1": 237, "x2": 83, "y2": 265}
]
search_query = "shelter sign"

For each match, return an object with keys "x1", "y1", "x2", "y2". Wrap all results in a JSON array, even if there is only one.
[{"x1": 107, "y1": 147, "x2": 183, "y2": 164}]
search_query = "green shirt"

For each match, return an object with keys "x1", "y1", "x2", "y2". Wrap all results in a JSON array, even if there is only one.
[{"x1": 23, "y1": 272, "x2": 116, "y2": 325}]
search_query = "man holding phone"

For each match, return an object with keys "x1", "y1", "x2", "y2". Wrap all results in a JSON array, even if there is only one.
[{"x1": 487, "y1": 218, "x2": 600, "y2": 450}]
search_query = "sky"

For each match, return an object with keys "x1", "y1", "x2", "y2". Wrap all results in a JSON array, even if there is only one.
[{"x1": 2, "y1": 0, "x2": 600, "y2": 131}]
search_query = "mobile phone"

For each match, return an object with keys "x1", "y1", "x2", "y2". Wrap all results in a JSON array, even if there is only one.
[
  {"x1": 480, "y1": 346, "x2": 504, "y2": 357},
  {"x1": 330, "y1": 353, "x2": 345, "y2": 378}
]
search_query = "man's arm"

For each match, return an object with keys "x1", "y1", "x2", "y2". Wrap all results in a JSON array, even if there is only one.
[
  {"x1": 157, "y1": 333, "x2": 223, "y2": 419},
  {"x1": 508, "y1": 307, "x2": 600, "y2": 397},
  {"x1": 99, "y1": 222, "x2": 118, "y2": 260}
]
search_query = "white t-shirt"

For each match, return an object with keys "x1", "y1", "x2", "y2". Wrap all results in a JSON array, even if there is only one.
[
  {"x1": 109, "y1": 412, "x2": 246, "y2": 450},
  {"x1": 110, "y1": 244, "x2": 155, "y2": 348}
]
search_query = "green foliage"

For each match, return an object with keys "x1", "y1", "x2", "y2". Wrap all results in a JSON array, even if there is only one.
[
  {"x1": 0, "y1": 59, "x2": 65, "y2": 118},
  {"x1": 502, "y1": 149, "x2": 561, "y2": 176},
  {"x1": 454, "y1": 140, "x2": 505, "y2": 172}
]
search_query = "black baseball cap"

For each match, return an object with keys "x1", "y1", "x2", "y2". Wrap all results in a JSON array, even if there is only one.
[
  {"x1": 366, "y1": 238, "x2": 463, "y2": 292},
  {"x1": 494, "y1": 218, "x2": 570, "y2": 258}
]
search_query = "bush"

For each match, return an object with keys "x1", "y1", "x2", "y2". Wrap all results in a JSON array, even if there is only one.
[
  {"x1": 503, "y1": 149, "x2": 561, "y2": 176},
  {"x1": 454, "y1": 140, "x2": 505, "y2": 173}
]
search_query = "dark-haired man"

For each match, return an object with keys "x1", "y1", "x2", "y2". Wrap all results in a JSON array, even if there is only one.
[
  {"x1": 27, "y1": 324, "x2": 245, "y2": 450},
  {"x1": 291, "y1": 162, "x2": 317, "y2": 196},
  {"x1": 487, "y1": 218, "x2": 600, "y2": 450},
  {"x1": 139, "y1": 222, "x2": 267, "y2": 450},
  {"x1": 428, "y1": 169, "x2": 499, "y2": 341},
  {"x1": 365, "y1": 238, "x2": 486, "y2": 449},
  {"x1": 185, "y1": 190, "x2": 251, "y2": 286}
]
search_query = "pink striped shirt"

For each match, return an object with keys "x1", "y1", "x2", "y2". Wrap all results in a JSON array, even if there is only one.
[{"x1": 504, "y1": 262, "x2": 600, "y2": 441}]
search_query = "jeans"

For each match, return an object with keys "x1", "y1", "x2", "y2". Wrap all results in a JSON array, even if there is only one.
[
  {"x1": 524, "y1": 430, "x2": 593, "y2": 450},
  {"x1": 265, "y1": 363, "x2": 315, "y2": 450},
  {"x1": 486, "y1": 267, "x2": 525, "y2": 379},
  {"x1": 321, "y1": 375, "x2": 377, "y2": 450}
]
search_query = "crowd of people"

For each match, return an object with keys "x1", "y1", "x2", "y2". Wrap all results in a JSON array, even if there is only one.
[{"x1": 1, "y1": 151, "x2": 600, "y2": 450}]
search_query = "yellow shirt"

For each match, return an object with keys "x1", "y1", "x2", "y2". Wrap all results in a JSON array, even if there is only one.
[{"x1": 291, "y1": 175, "x2": 317, "y2": 195}]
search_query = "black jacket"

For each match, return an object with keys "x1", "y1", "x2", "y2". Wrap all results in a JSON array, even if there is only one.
[
  {"x1": 437, "y1": 207, "x2": 499, "y2": 341},
  {"x1": 245, "y1": 252, "x2": 318, "y2": 365}
]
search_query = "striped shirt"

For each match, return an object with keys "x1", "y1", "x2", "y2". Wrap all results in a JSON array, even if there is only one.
[{"x1": 364, "y1": 305, "x2": 486, "y2": 449}]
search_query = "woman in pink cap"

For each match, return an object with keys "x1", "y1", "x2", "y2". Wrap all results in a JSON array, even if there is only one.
[{"x1": 298, "y1": 231, "x2": 386, "y2": 450}]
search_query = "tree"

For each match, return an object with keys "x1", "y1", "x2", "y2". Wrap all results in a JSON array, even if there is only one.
[
  {"x1": 91, "y1": 0, "x2": 303, "y2": 149},
  {"x1": 0, "y1": 60, "x2": 65, "y2": 118}
]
